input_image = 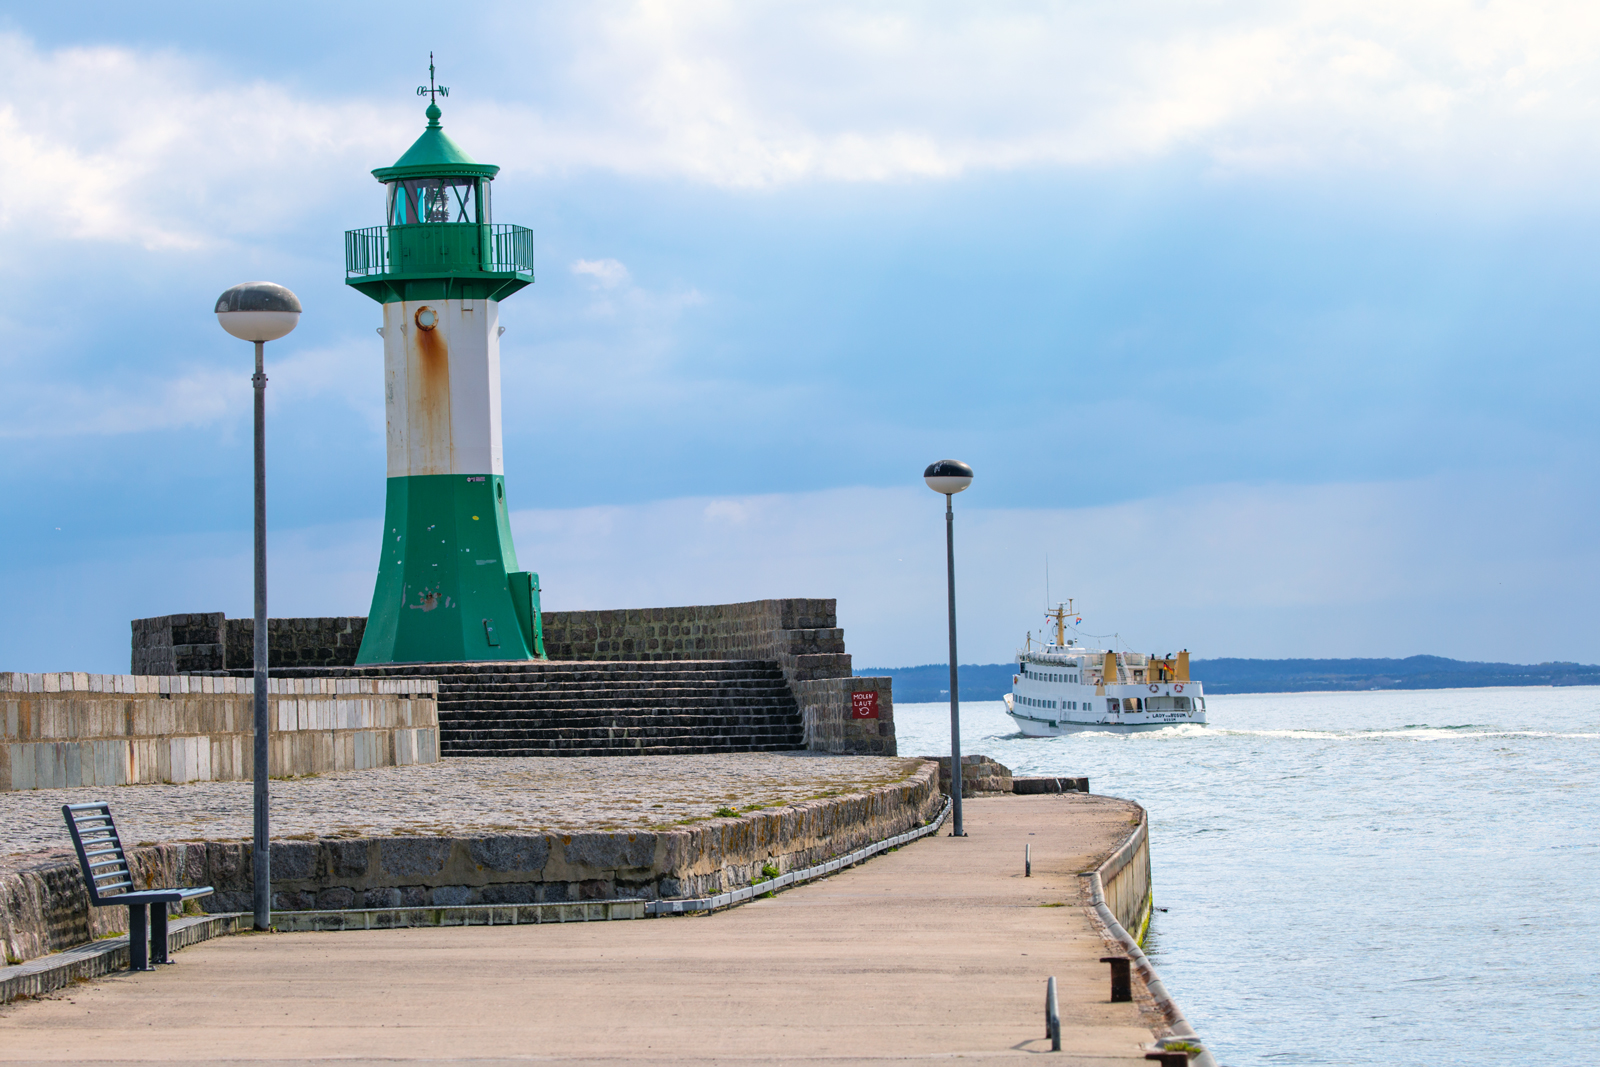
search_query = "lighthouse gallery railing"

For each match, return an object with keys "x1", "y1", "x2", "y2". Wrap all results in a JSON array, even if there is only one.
[{"x1": 344, "y1": 223, "x2": 535, "y2": 279}]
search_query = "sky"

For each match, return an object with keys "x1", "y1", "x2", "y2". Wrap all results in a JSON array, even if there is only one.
[{"x1": 3, "y1": 0, "x2": 1599, "y2": 673}]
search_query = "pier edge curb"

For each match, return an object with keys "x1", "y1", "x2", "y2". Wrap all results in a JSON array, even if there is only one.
[{"x1": 1084, "y1": 807, "x2": 1219, "y2": 1067}]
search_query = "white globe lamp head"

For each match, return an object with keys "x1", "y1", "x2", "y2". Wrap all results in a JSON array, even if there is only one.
[
  {"x1": 924, "y1": 459, "x2": 974, "y2": 495},
  {"x1": 215, "y1": 282, "x2": 302, "y2": 343}
]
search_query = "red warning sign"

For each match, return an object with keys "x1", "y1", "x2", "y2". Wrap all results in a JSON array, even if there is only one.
[{"x1": 851, "y1": 691, "x2": 880, "y2": 719}]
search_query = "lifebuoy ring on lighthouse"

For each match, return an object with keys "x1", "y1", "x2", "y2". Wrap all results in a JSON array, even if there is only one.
[
  {"x1": 1148, "y1": 684, "x2": 1159, "y2": 693},
  {"x1": 1174, "y1": 684, "x2": 1184, "y2": 693}
]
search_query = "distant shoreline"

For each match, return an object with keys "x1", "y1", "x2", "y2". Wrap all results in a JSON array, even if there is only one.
[{"x1": 861, "y1": 656, "x2": 1600, "y2": 702}]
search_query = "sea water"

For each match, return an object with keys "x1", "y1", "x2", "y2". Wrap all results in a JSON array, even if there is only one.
[{"x1": 894, "y1": 687, "x2": 1600, "y2": 1066}]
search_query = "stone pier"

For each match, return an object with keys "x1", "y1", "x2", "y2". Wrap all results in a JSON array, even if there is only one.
[
  {"x1": 0, "y1": 754, "x2": 934, "y2": 966},
  {"x1": 0, "y1": 793, "x2": 1189, "y2": 1065}
]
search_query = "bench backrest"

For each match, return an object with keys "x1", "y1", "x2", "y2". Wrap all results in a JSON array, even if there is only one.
[{"x1": 63, "y1": 802, "x2": 135, "y2": 907}]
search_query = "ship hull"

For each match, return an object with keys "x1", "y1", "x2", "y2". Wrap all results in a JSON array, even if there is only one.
[{"x1": 1003, "y1": 694, "x2": 1205, "y2": 736}]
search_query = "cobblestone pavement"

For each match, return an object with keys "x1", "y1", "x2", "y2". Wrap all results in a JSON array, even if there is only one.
[{"x1": 0, "y1": 754, "x2": 925, "y2": 860}]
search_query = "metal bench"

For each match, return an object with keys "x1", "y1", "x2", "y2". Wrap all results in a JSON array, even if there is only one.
[{"x1": 63, "y1": 802, "x2": 215, "y2": 971}]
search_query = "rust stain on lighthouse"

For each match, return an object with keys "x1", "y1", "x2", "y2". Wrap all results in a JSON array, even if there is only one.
[{"x1": 409, "y1": 304, "x2": 453, "y2": 474}]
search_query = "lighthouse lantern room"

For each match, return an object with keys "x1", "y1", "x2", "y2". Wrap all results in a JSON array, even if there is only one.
[{"x1": 345, "y1": 62, "x2": 543, "y2": 665}]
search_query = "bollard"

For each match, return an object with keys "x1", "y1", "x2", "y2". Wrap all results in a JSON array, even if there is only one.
[
  {"x1": 1026, "y1": 843, "x2": 1032, "y2": 877},
  {"x1": 1100, "y1": 956, "x2": 1132, "y2": 1002},
  {"x1": 1045, "y1": 975, "x2": 1061, "y2": 1052},
  {"x1": 1144, "y1": 1052, "x2": 1189, "y2": 1066}
]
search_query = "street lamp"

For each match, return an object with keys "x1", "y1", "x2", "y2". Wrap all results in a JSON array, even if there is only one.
[
  {"x1": 924, "y1": 459, "x2": 973, "y2": 837},
  {"x1": 215, "y1": 281, "x2": 301, "y2": 932}
]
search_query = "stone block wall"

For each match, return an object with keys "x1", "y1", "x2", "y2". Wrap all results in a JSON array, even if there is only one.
[
  {"x1": 131, "y1": 614, "x2": 366, "y2": 674},
  {"x1": 540, "y1": 599, "x2": 847, "y2": 674},
  {"x1": 1013, "y1": 775, "x2": 1090, "y2": 795},
  {"x1": 1, "y1": 673, "x2": 438, "y2": 791},
  {"x1": 225, "y1": 617, "x2": 366, "y2": 671},
  {"x1": 793, "y1": 675, "x2": 895, "y2": 756},
  {"x1": 925, "y1": 754, "x2": 1015, "y2": 797},
  {"x1": 131, "y1": 614, "x2": 226, "y2": 675}
]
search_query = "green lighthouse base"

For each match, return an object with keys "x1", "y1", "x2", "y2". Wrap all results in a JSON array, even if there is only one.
[{"x1": 355, "y1": 474, "x2": 545, "y2": 664}]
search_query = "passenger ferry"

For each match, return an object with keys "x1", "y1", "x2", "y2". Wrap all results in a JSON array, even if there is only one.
[{"x1": 1003, "y1": 603, "x2": 1207, "y2": 735}]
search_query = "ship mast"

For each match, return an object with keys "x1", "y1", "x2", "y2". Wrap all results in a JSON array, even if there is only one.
[{"x1": 1045, "y1": 599, "x2": 1074, "y2": 648}]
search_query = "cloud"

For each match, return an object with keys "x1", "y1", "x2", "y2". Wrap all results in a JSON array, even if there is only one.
[
  {"x1": 703, "y1": 499, "x2": 751, "y2": 524},
  {"x1": 268, "y1": 339, "x2": 387, "y2": 434},
  {"x1": 0, "y1": 337, "x2": 381, "y2": 440},
  {"x1": 6, "y1": 0, "x2": 1600, "y2": 261},
  {"x1": 0, "y1": 364, "x2": 239, "y2": 438},
  {"x1": 0, "y1": 516, "x2": 385, "y2": 674},
  {"x1": 0, "y1": 33, "x2": 398, "y2": 250},
  {"x1": 508, "y1": 474, "x2": 1600, "y2": 667},
  {"x1": 505, "y1": 0, "x2": 1600, "y2": 189},
  {"x1": 570, "y1": 258, "x2": 633, "y2": 288},
  {"x1": 507, "y1": 258, "x2": 707, "y2": 407},
  {"x1": 8, "y1": 473, "x2": 1594, "y2": 673}
]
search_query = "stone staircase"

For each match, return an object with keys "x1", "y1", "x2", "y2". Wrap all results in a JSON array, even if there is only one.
[
  {"x1": 430, "y1": 660, "x2": 804, "y2": 757},
  {"x1": 155, "y1": 598, "x2": 896, "y2": 756}
]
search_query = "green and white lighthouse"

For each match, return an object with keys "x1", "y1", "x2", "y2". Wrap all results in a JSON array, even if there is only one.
[{"x1": 347, "y1": 67, "x2": 544, "y2": 664}]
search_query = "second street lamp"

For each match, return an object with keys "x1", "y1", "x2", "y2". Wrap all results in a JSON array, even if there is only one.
[
  {"x1": 924, "y1": 459, "x2": 974, "y2": 837},
  {"x1": 215, "y1": 280, "x2": 301, "y2": 932}
]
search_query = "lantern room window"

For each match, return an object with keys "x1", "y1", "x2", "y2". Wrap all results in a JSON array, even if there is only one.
[{"x1": 387, "y1": 177, "x2": 489, "y2": 225}]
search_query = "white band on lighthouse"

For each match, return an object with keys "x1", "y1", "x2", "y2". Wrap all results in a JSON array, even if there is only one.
[{"x1": 383, "y1": 298, "x2": 504, "y2": 478}]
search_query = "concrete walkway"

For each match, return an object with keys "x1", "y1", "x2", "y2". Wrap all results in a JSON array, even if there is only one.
[{"x1": 0, "y1": 794, "x2": 1158, "y2": 1065}]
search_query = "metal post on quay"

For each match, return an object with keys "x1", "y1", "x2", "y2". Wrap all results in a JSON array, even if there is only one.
[
  {"x1": 924, "y1": 459, "x2": 974, "y2": 837},
  {"x1": 215, "y1": 281, "x2": 302, "y2": 930}
]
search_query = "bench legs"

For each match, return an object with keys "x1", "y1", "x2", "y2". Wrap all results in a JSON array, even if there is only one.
[
  {"x1": 127, "y1": 903, "x2": 150, "y2": 971},
  {"x1": 151, "y1": 904, "x2": 170, "y2": 965},
  {"x1": 125, "y1": 903, "x2": 173, "y2": 971}
]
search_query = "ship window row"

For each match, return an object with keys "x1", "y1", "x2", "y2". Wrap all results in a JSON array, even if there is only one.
[
  {"x1": 1021, "y1": 666, "x2": 1080, "y2": 683},
  {"x1": 1021, "y1": 697, "x2": 1087, "y2": 710},
  {"x1": 1106, "y1": 696, "x2": 1201, "y2": 712}
]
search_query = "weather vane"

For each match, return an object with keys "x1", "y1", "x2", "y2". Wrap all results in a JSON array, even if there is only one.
[{"x1": 417, "y1": 52, "x2": 450, "y2": 104}]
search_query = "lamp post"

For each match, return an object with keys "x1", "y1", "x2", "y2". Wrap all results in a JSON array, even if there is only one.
[
  {"x1": 924, "y1": 459, "x2": 973, "y2": 837},
  {"x1": 215, "y1": 281, "x2": 301, "y2": 931}
]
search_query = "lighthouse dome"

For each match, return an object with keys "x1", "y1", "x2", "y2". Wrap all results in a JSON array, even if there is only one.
[
  {"x1": 373, "y1": 104, "x2": 500, "y2": 227},
  {"x1": 372, "y1": 105, "x2": 500, "y2": 183}
]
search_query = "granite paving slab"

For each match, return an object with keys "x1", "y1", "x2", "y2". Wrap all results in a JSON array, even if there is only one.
[{"x1": 0, "y1": 754, "x2": 925, "y2": 861}]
